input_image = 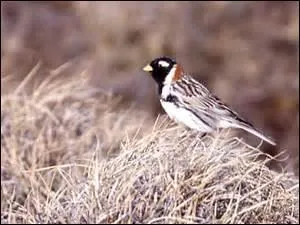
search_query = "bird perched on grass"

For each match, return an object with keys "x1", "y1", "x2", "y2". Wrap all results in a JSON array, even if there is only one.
[{"x1": 142, "y1": 56, "x2": 276, "y2": 146}]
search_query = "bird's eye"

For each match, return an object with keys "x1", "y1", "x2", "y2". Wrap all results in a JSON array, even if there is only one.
[{"x1": 158, "y1": 61, "x2": 170, "y2": 68}]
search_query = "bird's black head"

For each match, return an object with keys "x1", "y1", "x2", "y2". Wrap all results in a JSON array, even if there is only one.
[{"x1": 143, "y1": 56, "x2": 177, "y2": 85}]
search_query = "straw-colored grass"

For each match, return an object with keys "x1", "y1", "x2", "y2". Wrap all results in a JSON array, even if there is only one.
[{"x1": 1, "y1": 69, "x2": 299, "y2": 224}]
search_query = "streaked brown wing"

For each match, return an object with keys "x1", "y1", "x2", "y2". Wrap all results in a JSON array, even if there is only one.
[{"x1": 173, "y1": 75, "x2": 250, "y2": 126}]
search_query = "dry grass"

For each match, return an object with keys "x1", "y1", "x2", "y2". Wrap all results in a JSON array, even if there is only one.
[{"x1": 1, "y1": 68, "x2": 299, "y2": 224}]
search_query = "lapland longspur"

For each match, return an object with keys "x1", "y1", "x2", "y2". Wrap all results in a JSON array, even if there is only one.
[{"x1": 143, "y1": 56, "x2": 276, "y2": 146}]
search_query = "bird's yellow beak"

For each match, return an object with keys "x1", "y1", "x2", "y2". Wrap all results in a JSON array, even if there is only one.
[{"x1": 143, "y1": 64, "x2": 153, "y2": 72}]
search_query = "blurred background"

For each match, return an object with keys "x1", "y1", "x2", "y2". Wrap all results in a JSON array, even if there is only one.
[{"x1": 1, "y1": 1, "x2": 299, "y2": 174}]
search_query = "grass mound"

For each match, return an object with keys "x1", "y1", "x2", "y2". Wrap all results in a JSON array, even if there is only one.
[
  {"x1": 93, "y1": 122, "x2": 298, "y2": 224},
  {"x1": 1, "y1": 72, "x2": 298, "y2": 224}
]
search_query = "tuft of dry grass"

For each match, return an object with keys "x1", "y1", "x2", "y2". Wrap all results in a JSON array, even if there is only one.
[
  {"x1": 1, "y1": 69, "x2": 299, "y2": 224},
  {"x1": 97, "y1": 126, "x2": 298, "y2": 224}
]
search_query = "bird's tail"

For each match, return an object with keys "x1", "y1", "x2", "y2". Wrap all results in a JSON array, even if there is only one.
[{"x1": 231, "y1": 122, "x2": 276, "y2": 146}]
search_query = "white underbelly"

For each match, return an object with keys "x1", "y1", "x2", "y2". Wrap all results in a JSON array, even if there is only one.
[{"x1": 160, "y1": 100, "x2": 214, "y2": 132}]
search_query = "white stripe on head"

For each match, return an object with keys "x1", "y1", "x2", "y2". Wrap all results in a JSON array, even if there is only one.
[
  {"x1": 158, "y1": 60, "x2": 170, "y2": 68},
  {"x1": 164, "y1": 66, "x2": 177, "y2": 85}
]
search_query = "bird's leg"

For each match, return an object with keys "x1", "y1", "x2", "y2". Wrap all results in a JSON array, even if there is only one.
[{"x1": 200, "y1": 133, "x2": 207, "y2": 138}]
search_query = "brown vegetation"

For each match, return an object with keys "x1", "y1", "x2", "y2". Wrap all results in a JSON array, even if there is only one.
[{"x1": 1, "y1": 76, "x2": 298, "y2": 223}]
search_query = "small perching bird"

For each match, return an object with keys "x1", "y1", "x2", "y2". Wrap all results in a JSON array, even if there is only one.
[{"x1": 143, "y1": 56, "x2": 276, "y2": 146}]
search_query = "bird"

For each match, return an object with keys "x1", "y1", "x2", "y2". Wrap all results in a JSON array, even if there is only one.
[{"x1": 142, "y1": 56, "x2": 276, "y2": 146}]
